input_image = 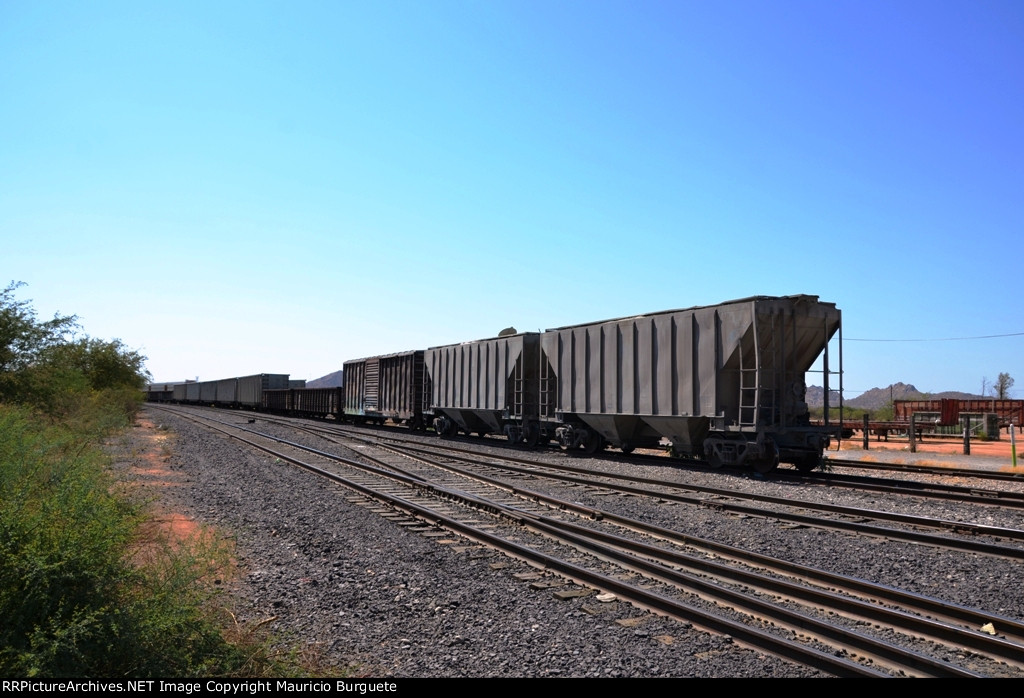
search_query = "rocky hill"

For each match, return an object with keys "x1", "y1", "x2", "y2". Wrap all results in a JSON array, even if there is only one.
[
  {"x1": 306, "y1": 369, "x2": 343, "y2": 389},
  {"x1": 805, "y1": 385, "x2": 842, "y2": 408},
  {"x1": 807, "y1": 382, "x2": 982, "y2": 410}
]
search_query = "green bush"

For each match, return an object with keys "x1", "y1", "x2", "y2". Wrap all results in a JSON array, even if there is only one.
[
  {"x1": 0, "y1": 285, "x2": 301, "y2": 677},
  {"x1": 0, "y1": 404, "x2": 293, "y2": 677},
  {"x1": 0, "y1": 405, "x2": 135, "y2": 676}
]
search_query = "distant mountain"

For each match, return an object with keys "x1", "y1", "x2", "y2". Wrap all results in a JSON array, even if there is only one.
[
  {"x1": 843, "y1": 383, "x2": 927, "y2": 410},
  {"x1": 307, "y1": 369, "x2": 343, "y2": 389},
  {"x1": 807, "y1": 382, "x2": 983, "y2": 410},
  {"x1": 805, "y1": 385, "x2": 842, "y2": 408}
]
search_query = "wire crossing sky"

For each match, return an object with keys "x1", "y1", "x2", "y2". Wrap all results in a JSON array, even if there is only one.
[
  {"x1": 2, "y1": 0, "x2": 1021, "y2": 396},
  {"x1": 847, "y1": 332, "x2": 1024, "y2": 342}
]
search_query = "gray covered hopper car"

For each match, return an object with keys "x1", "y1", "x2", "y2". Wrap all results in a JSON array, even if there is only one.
[
  {"x1": 541, "y1": 295, "x2": 841, "y2": 472},
  {"x1": 425, "y1": 332, "x2": 543, "y2": 443}
]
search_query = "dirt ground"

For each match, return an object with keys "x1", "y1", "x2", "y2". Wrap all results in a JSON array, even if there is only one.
[
  {"x1": 119, "y1": 414, "x2": 203, "y2": 544},
  {"x1": 834, "y1": 428, "x2": 1024, "y2": 470}
]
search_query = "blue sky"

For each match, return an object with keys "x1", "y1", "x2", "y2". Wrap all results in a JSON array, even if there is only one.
[{"x1": 2, "y1": 0, "x2": 1021, "y2": 396}]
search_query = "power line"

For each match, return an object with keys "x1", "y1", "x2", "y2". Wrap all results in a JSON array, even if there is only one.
[{"x1": 845, "y1": 331, "x2": 1024, "y2": 342}]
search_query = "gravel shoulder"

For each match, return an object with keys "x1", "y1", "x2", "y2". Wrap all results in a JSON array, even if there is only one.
[{"x1": 114, "y1": 407, "x2": 817, "y2": 678}]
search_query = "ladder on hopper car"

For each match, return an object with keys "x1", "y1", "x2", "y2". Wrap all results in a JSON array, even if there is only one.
[
  {"x1": 539, "y1": 359, "x2": 557, "y2": 422},
  {"x1": 737, "y1": 311, "x2": 785, "y2": 430},
  {"x1": 737, "y1": 314, "x2": 765, "y2": 429}
]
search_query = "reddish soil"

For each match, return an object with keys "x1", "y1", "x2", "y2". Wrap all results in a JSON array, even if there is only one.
[
  {"x1": 124, "y1": 416, "x2": 202, "y2": 544},
  {"x1": 838, "y1": 432, "x2": 1021, "y2": 458},
  {"x1": 833, "y1": 428, "x2": 1024, "y2": 473}
]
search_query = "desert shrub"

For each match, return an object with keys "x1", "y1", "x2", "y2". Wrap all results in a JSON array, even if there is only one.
[
  {"x1": 0, "y1": 284, "x2": 297, "y2": 677},
  {"x1": 0, "y1": 405, "x2": 138, "y2": 676},
  {"x1": 0, "y1": 405, "x2": 291, "y2": 677}
]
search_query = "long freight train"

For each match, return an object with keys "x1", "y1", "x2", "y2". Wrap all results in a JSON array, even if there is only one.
[{"x1": 158, "y1": 295, "x2": 843, "y2": 473}]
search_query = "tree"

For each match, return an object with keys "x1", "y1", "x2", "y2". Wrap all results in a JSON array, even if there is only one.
[
  {"x1": 0, "y1": 281, "x2": 77, "y2": 373},
  {"x1": 0, "y1": 282, "x2": 149, "y2": 414},
  {"x1": 995, "y1": 373, "x2": 1015, "y2": 399},
  {"x1": 875, "y1": 400, "x2": 894, "y2": 421},
  {"x1": 42, "y1": 337, "x2": 148, "y2": 391}
]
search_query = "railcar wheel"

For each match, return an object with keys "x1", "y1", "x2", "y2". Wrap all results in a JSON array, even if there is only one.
[
  {"x1": 524, "y1": 422, "x2": 541, "y2": 448},
  {"x1": 619, "y1": 442, "x2": 635, "y2": 454},
  {"x1": 583, "y1": 432, "x2": 603, "y2": 455},
  {"x1": 751, "y1": 440, "x2": 779, "y2": 474},
  {"x1": 705, "y1": 448, "x2": 724, "y2": 469}
]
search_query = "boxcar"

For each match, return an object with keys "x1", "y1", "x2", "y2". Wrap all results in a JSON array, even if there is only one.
[
  {"x1": 237, "y1": 373, "x2": 291, "y2": 407},
  {"x1": 216, "y1": 377, "x2": 238, "y2": 405},
  {"x1": 540, "y1": 295, "x2": 841, "y2": 472},
  {"x1": 425, "y1": 332, "x2": 544, "y2": 443},
  {"x1": 343, "y1": 351, "x2": 425, "y2": 427},
  {"x1": 199, "y1": 380, "x2": 218, "y2": 403}
]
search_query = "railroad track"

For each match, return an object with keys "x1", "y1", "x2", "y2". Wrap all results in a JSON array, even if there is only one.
[
  {"x1": 773, "y1": 468, "x2": 1024, "y2": 509},
  {"x1": 326, "y1": 430, "x2": 1024, "y2": 559},
  {"x1": 170, "y1": 406, "x2": 1024, "y2": 557},
  {"x1": 152, "y1": 405, "x2": 1024, "y2": 677}
]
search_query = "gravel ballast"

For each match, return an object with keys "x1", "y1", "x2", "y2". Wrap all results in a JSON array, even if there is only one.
[{"x1": 117, "y1": 407, "x2": 1024, "y2": 677}]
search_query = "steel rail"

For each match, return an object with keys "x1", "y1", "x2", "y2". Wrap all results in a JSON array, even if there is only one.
[
  {"x1": 772, "y1": 470, "x2": 1024, "y2": 508},
  {"x1": 375, "y1": 440, "x2": 1024, "y2": 560},
  {"x1": 512, "y1": 513, "x2": 981, "y2": 677},
  {"x1": 244, "y1": 416, "x2": 1024, "y2": 559},
  {"x1": 313, "y1": 428, "x2": 1024, "y2": 659},
  {"x1": 518, "y1": 512, "x2": 1024, "y2": 670},
  {"x1": 155, "y1": 407, "x2": 1024, "y2": 662},
  {"x1": 159, "y1": 407, "x2": 889, "y2": 677}
]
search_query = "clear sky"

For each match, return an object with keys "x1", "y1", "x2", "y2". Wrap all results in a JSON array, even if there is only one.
[{"x1": 2, "y1": 0, "x2": 1021, "y2": 397}]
